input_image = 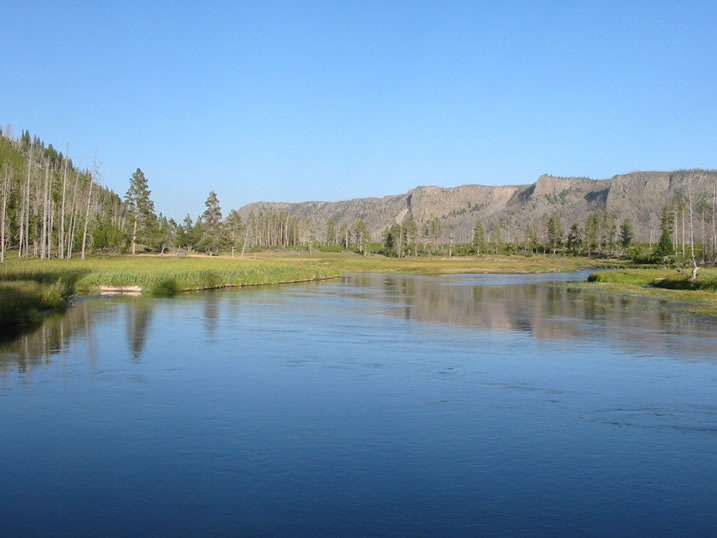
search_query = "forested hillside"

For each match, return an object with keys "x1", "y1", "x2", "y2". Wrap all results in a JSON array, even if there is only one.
[{"x1": 0, "y1": 128, "x2": 124, "y2": 261}]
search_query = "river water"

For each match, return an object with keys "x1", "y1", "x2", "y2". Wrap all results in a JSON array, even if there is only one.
[{"x1": 1, "y1": 272, "x2": 716, "y2": 537}]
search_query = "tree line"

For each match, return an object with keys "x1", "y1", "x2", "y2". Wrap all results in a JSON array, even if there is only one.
[{"x1": 1, "y1": 126, "x2": 715, "y2": 266}]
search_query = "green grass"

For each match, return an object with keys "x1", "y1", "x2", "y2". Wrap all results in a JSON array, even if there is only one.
[
  {"x1": 0, "y1": 251, "x2": 613, "y2": 296},
  {"x1": 588, "y1": 267, "x2": 717, "y2": 290},
  {"x1": 252, "y1": 250, "x2": 616, "y2": 275},
  {"x1": 586, "y1": 267, "x2": 717, "y2": 316},
  {"x1": 0, "y1": 251, "x2": 711, "y2": 332},
  {"x1": 0, "y1": 253, "x2": 341, "y2": 294},
  {"x1": 0, "y1": 280, "x2": 71, "y2": 333}
]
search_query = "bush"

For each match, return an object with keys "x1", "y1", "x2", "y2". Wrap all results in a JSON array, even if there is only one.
[{"x1": 150, "y1": 279, "x2": 179, "y2": 297}]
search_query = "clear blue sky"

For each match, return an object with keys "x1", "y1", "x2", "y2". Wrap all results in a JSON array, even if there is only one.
[{"x1": 2, "y1": 1, "x2": 715, "y2": 219}]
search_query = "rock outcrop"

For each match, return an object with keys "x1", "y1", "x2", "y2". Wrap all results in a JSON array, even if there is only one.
[{"x1": 238, "y1": 169, "x2": 716, "y2": 242}]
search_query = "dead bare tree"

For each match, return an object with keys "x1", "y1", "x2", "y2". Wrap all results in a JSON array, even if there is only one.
[
  {"x1": 18, "y1": 139, "x2": 33, "y2": 256},
  {"x1": 67, "y1": 173, "x2": 80, "y2": 259},
  {"x1": 80, "y1": 162, "x2": 97, "y2": 260},
  {"x1": 40, "y1": 162, "x2": 50, "y2": 259},
  {"x1": 713, "y1": 179, "x2": 716, "y2": 264},
  {"x1": 59, "y1": 145, "x2": 68, "y2": 258},
  {"x1": 1, "y1": 164, "x2": 9, "y2": 263},
  {"x1": 687, "y1": 176, "x2": 698, "y2": 281}
]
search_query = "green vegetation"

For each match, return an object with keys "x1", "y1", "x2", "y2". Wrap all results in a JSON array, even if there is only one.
[
  {"x1": 0, "y1": 279, "x2": 73, "y2": 333},
  {"x1": 586, "y1": 267, "x2": 717, "y2": 316},
  {"x1": 0, "y1": 251, "x2": 612, "y2": 332},
  {"x1": 588, "y1": 267, "x2": 717, "y2": 291},
  {"x1": 0, "y1": 254, "x2": 340, "y2": 294}
]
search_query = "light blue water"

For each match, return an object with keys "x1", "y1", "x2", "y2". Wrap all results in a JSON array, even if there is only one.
[{"x1": 1, "y1": 273, "x2": 716, "y2": 537}]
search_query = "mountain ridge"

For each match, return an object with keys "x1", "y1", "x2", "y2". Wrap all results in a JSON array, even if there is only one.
[{"x1": 238, "y1": 169, "x2": 717, "y2": 242}]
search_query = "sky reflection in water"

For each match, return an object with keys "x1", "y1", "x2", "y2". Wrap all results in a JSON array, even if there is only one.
[{"x1": 1, "y1": 273, "x2": 716, "y2": 537}]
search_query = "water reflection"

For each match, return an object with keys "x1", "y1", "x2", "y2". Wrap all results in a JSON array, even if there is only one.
[
  {"x1": 126, "y1": 299, "x2": 153, "y2": 360},
  {"x1": 1, "y1": 273, "x2": 715, "y2": 380},
  {"x1": 339, "y1": 274, "x2": 716, "y2": 359},
  {"x1": 1, "y1": 273, "x2": 717, "y2": 536}
]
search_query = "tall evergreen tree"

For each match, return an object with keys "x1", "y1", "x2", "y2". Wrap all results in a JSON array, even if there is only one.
[
  {"x1": 125, "y1": 168, "x2": 155, "y2": 255},
  {"x1": 619, "y1": 219, "x2": 634, "y2": 249},
  {"x1": 326, "y1": 217, "x2": 337, "y2": 246},
  {"x1": 472, "y1": 221, "x2": 486, "y2": 255},
  {"x1": 404, "y1": 216, "x2": 418, "y2": 256},
  {"x1": 655, "y1": 205, "x2": 675, "y2": 258},
  {"x1": 200, "y1": 191, "x2": 223, "y2": 255},
  {"x1": 225, "y1": 209, "x2": 243, "y2": 257},
  {"x1": 546, "y1": 212, "x2": 563, "y2": 254},
  {"x1": 567, "y1": 222, "x2": 582, "y2": 254},
  {"x1": 585, "y1": 213, "x2": 599, "y2": 256},
  {"x1": 353, "y1": 219, "x2": 369, "y2": 255}
]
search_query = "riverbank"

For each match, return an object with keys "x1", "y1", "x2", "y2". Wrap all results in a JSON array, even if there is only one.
[
  {"x1": 0, "y1": 251, "x2": 615, "y2": 333},
  {"x1": 585, "y1": 268, "x2": 717, "y2": 316}
]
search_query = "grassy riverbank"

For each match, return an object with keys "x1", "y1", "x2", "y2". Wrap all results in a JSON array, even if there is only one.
[
  {"x1": 0, "y1": 251, "x2": 612, "y2": 329},
  {"x1": 0, "y1": 280, "x2": 71, "y2": 334},
  {"x1": 585, "y1": 267, "x2": 717, "y2": 316}
]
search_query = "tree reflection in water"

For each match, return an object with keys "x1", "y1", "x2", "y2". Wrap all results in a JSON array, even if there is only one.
[{"x1": 1, "y1": 274, "x2": 716, "y2": 381}]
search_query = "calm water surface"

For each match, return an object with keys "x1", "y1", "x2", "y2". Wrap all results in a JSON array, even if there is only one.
[{"x1": 1, "y1": 272, "x2": 717, "y2": 537}]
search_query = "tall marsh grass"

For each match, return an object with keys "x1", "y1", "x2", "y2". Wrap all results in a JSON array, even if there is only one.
[{"x1": 0, "y1": 255, "x2": 340, "y2": 294}]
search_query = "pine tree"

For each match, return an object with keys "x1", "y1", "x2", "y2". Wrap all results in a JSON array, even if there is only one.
[
  {"x1": 472, "y1": 221, "x2": 486, "y2": 255},
  {"x1": 490, "y1": 223, "x2": 503, "y2": 254},
  {"x1": 525, "y1": 223, "x2": 539, "y2": 253},
  {"x1": 404, "y1": 216, "x2": 418, "y2": 256},
  {"x1": 326, "y1": 217, "x2": 337, "y2": 246},
  {"x1": 655, "y1": 205, "x2": 675, "y2": 258},
  {"x1": 125, "y1": 168, "x2": 156, "y2": 255},
  {"x1": 353, "y1": 219, "x2": 369, "y2": 255},
  {"x1": 567, "y1": 222, "x2": 582, "y2": 254},
  {"x1": 585, "y1": 213, "x2": 599, "y2": 256},
  {"x1": 225, "y1": 209, "x2": 243, "y2": 257},
  {"x1": 619, "y1": 219, "x2": 634, "y2": 249},
  {"x1": 200, "y1": 191, "x2": 223, "y2": 255},
  {"x1": 546, "y1": 212, "x2": 562, "y2": 254}
]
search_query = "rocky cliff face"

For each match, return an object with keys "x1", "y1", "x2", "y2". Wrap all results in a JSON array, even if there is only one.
[{"x1": 238, "y1": 169, "x2": 716, "y2": 242}]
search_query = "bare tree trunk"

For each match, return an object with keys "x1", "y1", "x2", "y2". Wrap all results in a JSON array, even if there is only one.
[
  {"x1": 19, "y1": 141, "x2": 33, "y2": 256},
  {"x1": 688, "y1": 178, "x2": 695, "y2": 258},
  {"x1": 240, "y1": 222, "x2": 251, "y2": 257},
  {"x1": 48, "y1": 198, "x2": 54, "y2": 259},
  {"x1": 681, "y1": 206, "x2": 686, "y2": 257},
  {"x1": 59, "y1": 145, "x2": 68, "y2": 258},
  {"x1": 67, "y1": 175, "x2": 80, "y2": 259},
  {"x1": 713, "y1": 180, "x2": 716, "y2": 264},
  {"x1": 1, "y1": 165, "x2": 8, "y2": 263},
  {"x1": 25, "y1": 146, "x2": 32, "y2": 257},
  {"x1": 132, "y1": 219, "x2": 137, "y2": 255},
  {"x1": 41, "y1": 163, "x2": 49, "y2": 259},
  {"x1": 688, "y1": 177, "x2": 698, "y2": 281},
  {"x1": 81, "y1": 177, "x2": 94, "y2": 260}
]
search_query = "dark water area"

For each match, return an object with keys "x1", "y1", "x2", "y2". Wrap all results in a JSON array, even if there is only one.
[{"x1": 1, "y1": 272, "x2": 716, "y2": 537}]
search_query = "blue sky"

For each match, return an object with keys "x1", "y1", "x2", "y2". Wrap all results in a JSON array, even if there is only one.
[{"x1": 2, "y1": 1, "x2": 715, "y2": 218}]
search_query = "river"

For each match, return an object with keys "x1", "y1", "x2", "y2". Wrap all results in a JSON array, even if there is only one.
[{"x1": 1, "y1": 272, "x2": 716, "y2": 536}]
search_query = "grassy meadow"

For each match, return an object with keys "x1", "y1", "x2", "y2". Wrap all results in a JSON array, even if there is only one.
[{"x1": 3, "y1": 249, "x2": 716, "y2": 332}]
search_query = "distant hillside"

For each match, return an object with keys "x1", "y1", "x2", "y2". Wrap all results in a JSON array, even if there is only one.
[{"x1": 238, "y1": 170, "x2": 717, "y2": 242}]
